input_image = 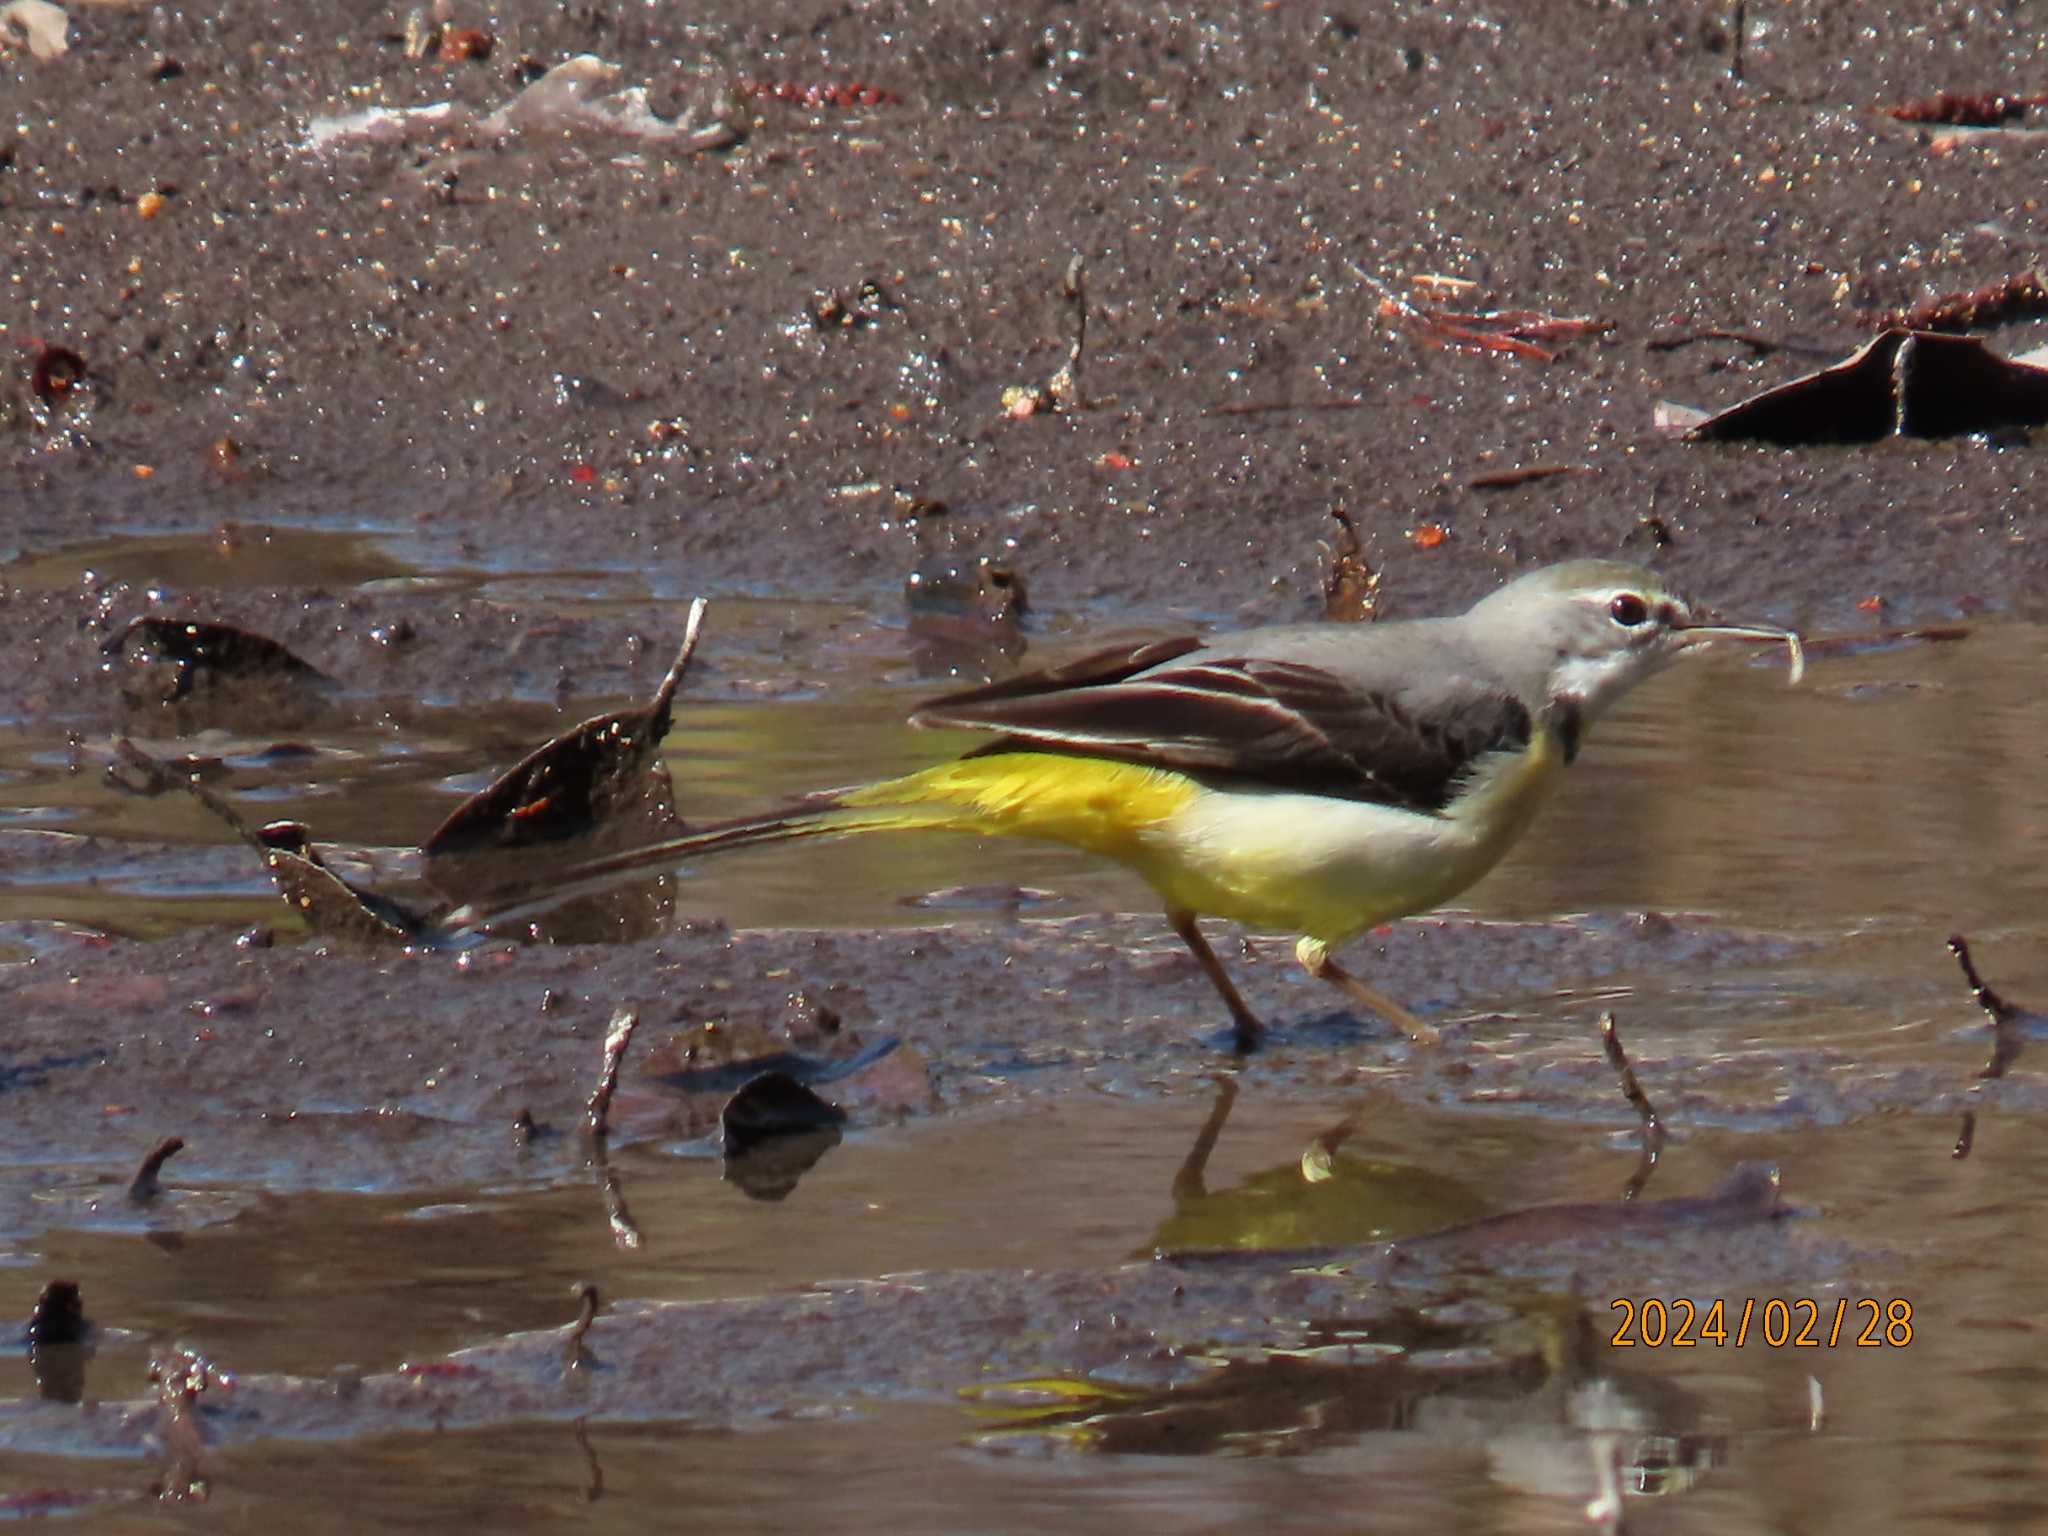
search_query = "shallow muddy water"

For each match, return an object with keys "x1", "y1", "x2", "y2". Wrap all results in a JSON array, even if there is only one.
[
  {"x1": 11, "y1": 0, "x2": 2048, "y2": 1527},
  {"x1": 4, "y1": 529, "x2": 2048, "y2": 1532}
]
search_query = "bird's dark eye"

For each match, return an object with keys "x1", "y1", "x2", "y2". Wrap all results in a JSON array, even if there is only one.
[{"x1": 1609, "y1": 593, "x2": 1650, "y2": 627}]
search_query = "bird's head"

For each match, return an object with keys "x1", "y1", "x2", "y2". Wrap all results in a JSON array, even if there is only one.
[{"x1": 1465, "y1": 559, "x2": 1801, "y2": 722}]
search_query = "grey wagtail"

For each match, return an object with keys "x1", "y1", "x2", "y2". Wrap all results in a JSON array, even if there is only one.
[{"x1": 449, "y1": 559, "x2": 1801, "y2": 1050}]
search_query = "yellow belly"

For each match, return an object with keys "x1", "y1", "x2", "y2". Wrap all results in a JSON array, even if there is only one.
[{"x1": 839, "y1": 729, "x2": 1568, "y2": 942}]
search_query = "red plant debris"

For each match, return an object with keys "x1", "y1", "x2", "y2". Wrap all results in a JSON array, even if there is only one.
[
  {"x1": 738, "y1": 80, "x2": 902, "y2": 109},
  {"x1": 1883, "y1": 91, "x2": 2048, "y2": 126},
  {"x1": 1369, "y1": 280, "x2": 1612, "y2": 363}
]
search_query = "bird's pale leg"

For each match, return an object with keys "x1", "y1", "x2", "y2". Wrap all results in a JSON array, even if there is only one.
[
  {"x1": 1295, "y1": 937, "x2": 1441, "y2": 1045},
  {"x1": 1168, "y1": 908, "x2": 1265, "y2": 1054}
]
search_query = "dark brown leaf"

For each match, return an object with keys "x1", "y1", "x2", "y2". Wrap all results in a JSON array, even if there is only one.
[{"x1": 1662, "y1": 328, "x2": 2048, "y2": 442}]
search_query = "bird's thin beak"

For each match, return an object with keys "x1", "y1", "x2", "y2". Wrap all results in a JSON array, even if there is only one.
[{"x1": 1674, "y1": 619, "x2": 1804, "y2": 685}]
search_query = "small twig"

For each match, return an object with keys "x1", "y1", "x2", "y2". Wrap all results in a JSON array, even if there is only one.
[
  {"x1": 1469, "y1": 463, "x2": 1592, "y2": 491},
  {"x1": 127, "y1": 1136, "x2": 184, "y2": 1203},
  {"x1": 563, "y1": 1281, "x2": 601, "y2": 1370},
  {"x1": 1599, "y1": 1014, "x2": 1665, "y2": 1202},
  {"x1": 586, "y1": 1009, "x2": 640, "y2": 1138},
  {"x1": 110, "y1": 741, "x2": 259, "y2": 845},
  {"x1": 648, "y1": 597, "x2": 710, "y2": 719},
  {"x1": 1949, "y1": 934, "x2": 2025, "y2": 1079},
  {"x1": 1730, "y1": 0, "x2": 1745, "y2": 84}
]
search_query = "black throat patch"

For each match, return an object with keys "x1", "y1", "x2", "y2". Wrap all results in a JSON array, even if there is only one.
[{"x1": 1549, "y1": 698, "x2": 1585, "y2": 764}]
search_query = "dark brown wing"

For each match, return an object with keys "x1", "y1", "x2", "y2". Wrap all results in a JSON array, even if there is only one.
[{"x1": 913, "y1": 650, "x2": 1532, "y2": 813}]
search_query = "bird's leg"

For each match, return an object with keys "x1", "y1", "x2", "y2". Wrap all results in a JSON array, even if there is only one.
[
  {"x1": 1167, "y1": 908, "x2": 1265, "y2": 1054},
  {"x1": 1294, "y1": 937, "x2": 1441, "y2": 1045}
]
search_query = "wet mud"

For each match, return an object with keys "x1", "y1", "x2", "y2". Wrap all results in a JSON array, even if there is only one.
[{"x1": 8, "y1": 2, "x2": 2048, "y2": 1530}]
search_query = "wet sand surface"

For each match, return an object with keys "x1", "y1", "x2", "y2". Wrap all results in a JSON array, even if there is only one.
[{"x1": 7, "y1": 2, "x2": 2048, "y2": 1530}]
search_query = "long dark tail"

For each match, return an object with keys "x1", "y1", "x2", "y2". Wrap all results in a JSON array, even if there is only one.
[{"x1": 438, "y1": 790, "x2": 958, "y2": 936}]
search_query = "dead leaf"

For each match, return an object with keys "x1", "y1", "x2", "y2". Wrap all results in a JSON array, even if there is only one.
[{"x1": 1660, "y1": 328, "x2": 2048, "y2": 443}]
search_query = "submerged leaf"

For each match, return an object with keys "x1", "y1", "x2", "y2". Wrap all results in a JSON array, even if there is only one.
[{"x1": 105, "y1": 616, "x2": 335, "y2": 716}]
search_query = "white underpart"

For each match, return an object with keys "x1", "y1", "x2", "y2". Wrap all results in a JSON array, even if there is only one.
[{"x1": 1549, "y1": 646, "x2": 1665, "y2": 723}]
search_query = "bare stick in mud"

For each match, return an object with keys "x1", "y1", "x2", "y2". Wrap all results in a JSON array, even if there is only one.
[
  {"x1": 1948, "y1": 934, "x2": 2029, "y2": 1161},
  {"x1": 1046, "y1": 253, "x2": 1088, "y2": 410},
  {"x1": 594, "y1": 1143, "x2": 643, "y2": 1251},
  {"x1": 582, "y1": 1009, "x2": 647, "y2": 1247},
  {"x1": 127, "y1": 1136, "x2": 185, "y2": 1203},
  {"x1": 1003, "y1": 254, "x2": 1109, "y2": 417},
  {"x1": 563, "y1": 1282, "x2": 601, "y2": 1370},
  {"x1": 1948, "y1": 934, "x2": 2026, "y2": 1081},
  {"x1": 586, "y1": 1009, "x2": 640, "y2": 1139},
  {"x1": 1600, "y1": 1013, "x2": 1665, "y2": 1202}
]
